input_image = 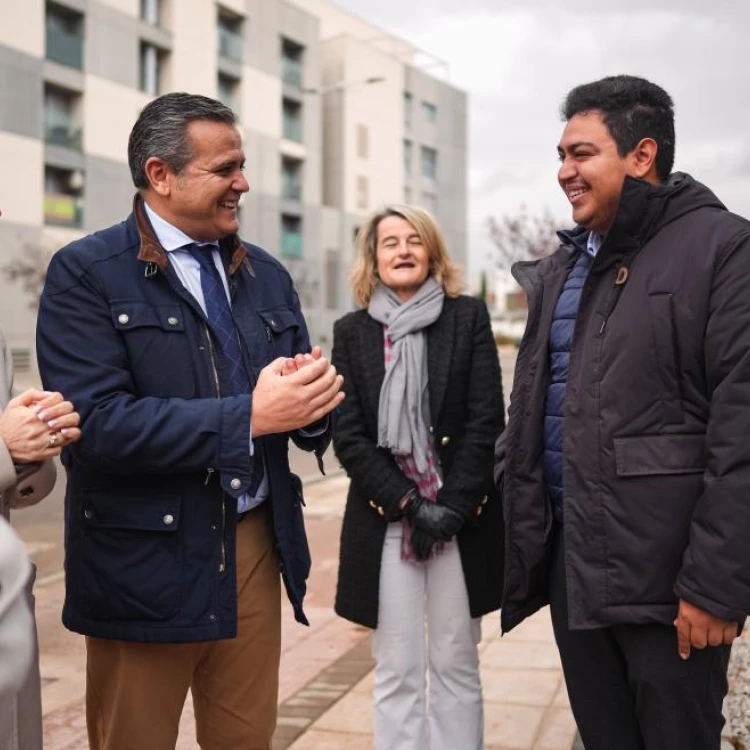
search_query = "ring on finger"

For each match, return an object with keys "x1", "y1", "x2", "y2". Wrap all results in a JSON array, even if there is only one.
[{"x1": 48, "y1": 432, "x2": 59, "y2": 447}]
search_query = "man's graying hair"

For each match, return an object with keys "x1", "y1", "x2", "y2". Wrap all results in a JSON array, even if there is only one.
[
  {"x1": 128, "y1": 92, "x2": 236, "y2": 189},
  {"x1": 562, "y1": 75, "x2": 676, "y2": 183}
]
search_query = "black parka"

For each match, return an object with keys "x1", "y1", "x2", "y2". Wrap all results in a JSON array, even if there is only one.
[{"x1": 501, "y1": 173, "x2": 750, "y2": 634}]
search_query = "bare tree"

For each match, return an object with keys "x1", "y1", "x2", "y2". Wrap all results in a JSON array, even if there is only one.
[
  {"x1": 487, "y1": 205, "x2": 559, "y2": 269},
  {"x1": 1, "y1": 242, "x2": 49, "y2": 309}
]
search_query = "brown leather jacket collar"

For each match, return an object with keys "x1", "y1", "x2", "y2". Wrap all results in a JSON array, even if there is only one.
[{"x1": 133, "y1": 194, "x2": 250, "y2": 276}]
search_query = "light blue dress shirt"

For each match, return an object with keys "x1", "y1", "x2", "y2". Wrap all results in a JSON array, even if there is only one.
[
  {"x1": 585, "y1": 231, "x2": 603, "y2": 258},
  {"x1": 143, "y1": 202, "x2": 267, "y2": 511}
]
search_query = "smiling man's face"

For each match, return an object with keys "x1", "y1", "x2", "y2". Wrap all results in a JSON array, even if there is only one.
[{"x1": 557, "y1": 110, "x2": 631, "y2": 235}]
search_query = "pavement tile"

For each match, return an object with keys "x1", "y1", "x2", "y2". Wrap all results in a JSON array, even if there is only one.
[
  {"x1": 311, "y1": 691, "x2": 373, "y2": 735},
  {"x1": 287, "y1": 730, "x2": 374, "y2": 750},
  {"x1": 482, "y1": 640, "x2": 563, "y2": 671},
  {"x1": 533, "y1": 707, "x2": 578, "y2": 750},
  {"x1": 484, "y1": 702, "x2": 546, "y2": 750},
  {"x1": 552, "y1": 681, "x2": 571, "y2": 708},
  {"x1": 481, "y1": 667, "x2": 562, "y2": 707}
]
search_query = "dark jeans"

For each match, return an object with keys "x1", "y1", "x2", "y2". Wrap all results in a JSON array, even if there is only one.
[{"x1": 549, "y1": 523, "x2": 731, "y2": 750}]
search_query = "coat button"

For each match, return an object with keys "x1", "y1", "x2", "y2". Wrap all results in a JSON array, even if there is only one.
[
  {"x1": 377, "y1": 506, "x2": 385, "y2": 517},
  {"x1": 429, "y1": 425, "x2": 434, "y2": 434},
  {"x1": 167, "y1": 316, "x2": 179, "y2": 326},
  {"x1": 368, "y1": 500, "x2": 377, "y2": 509},
  {"x1": 440, "y1": 436, "x2": 450, "y2": 446},
  {"x1": 481, "y1": 495, "x2": 489, "y2": 505},
  {"x1": 476, "y1": 505, "x2": 484, "y2": 516},
  {"x1": 208, "y1": 613, "x2": 217, "y2": 622},
  {"x1": 83, "y1": 509, "x2": 93, "y2": 520},
  {"x1": 211, "y1": 523, "x2": 218, "y2": 531},
  {"x1": 118, "y1": 313, "x2": 129, "y2": 325},
  {"x1": 163, "y1": 514, "x2": 174, "y2": 525},
  {"x1": 230, "y1": 478, "x2": 241, "y2": 490}
]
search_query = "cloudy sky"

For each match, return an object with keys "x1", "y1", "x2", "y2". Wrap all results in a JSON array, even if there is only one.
[{"x1": 335, "y1": 0, "x2": 750, "y2": 280}]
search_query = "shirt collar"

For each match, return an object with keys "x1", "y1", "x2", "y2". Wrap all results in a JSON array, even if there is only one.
[
  {"x1": 585, "y1": 230, "x2": 603, "y2": 258},
  {"x1": 142, "y1": 201, "x2": 219, "y2": 252}
]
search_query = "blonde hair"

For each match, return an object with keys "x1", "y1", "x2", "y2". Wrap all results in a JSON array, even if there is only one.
[{"x1": 350, "y1": 204, "x2": 465, "y2": 308}]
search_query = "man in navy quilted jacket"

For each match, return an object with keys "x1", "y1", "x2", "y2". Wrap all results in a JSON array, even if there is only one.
[{"x1": 36, "y1": 93, "x2": 343, "y2": 750}]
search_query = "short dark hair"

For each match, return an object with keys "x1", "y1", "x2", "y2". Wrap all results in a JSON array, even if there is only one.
[
  {"x1": 128, "y1": 92, "x2": 236, "y2": 189},
  {"x1": 562, "y1": 75, "x2": 675, "y2": 182}
]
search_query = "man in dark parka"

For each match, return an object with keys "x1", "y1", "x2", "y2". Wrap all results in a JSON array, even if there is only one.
[{"x1": 499, "y1": 75, "x2": 750, "y2": 750}]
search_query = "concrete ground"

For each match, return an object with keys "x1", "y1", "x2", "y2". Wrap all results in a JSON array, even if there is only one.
[{"x1": 30, "y1": 471, "x2": 579, "y2": 750}]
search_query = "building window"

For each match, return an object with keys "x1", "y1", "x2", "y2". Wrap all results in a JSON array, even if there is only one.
[
  {"x1": 218, "y1": 10, "x2": 243, "y2": 63},
  {"x1": 281, "y1": 157, "x2": 303, "y2": 201},
  {"x1": 403, "y1": 139, "x2": 412, "y2": 175},
  {"x1": 356, "y1": 176, "x2": 369, "y2": 210},
  {"x1": 44, "y1": 85, "x2": 82, "y2": 150},
  {"x1": 356, "y1": 124, "x2": 369, "y2": 159},
  {"x1": 46, "y1": 2, "x2": 84, "y2": 70},
  {"x1": 282, "y1": 98, "x2": 303, "y2": 143},
  {"x1": 217, "y1": 73, "x2": 239, "y2": 112},
  {"x1": 420, "y1": 146, "x2": 438, "y2": 180},
  {"x1": 281, "y1": 214, "x2": 303, "y2": 259},
  {"x1": 281, "y1": 37, "x2": 303, "y2": 87},
  {"x1": 325, "y1": 249, "x2": 339, "y2": 311},
  {"x1": 420, "y1": 191, "x2": 437, "y2": 214},
  {"x1": 422, "y1": 101, "x2": 437, "y2": 123},
  {"x1": 44, "y1": 166, "x2": 84, "y2": 228},
  {"x1": 403, "y1": 91, "x2": 412, "y2": 129},
  {"x1": 140, "y1": 0, "x2": 161, "y2": 25},
  {"x1": 139, "y1": 42, "x2": 165, "y2": 95}
]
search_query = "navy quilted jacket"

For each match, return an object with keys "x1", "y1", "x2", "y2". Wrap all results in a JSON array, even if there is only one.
[{"x1": 543, "y1": 237, "x2": 593, "y2": 520}]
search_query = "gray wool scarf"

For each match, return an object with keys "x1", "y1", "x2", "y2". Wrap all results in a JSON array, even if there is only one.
[{"x1": 368, "y1": 277, "x2": 445, "y2": 473}]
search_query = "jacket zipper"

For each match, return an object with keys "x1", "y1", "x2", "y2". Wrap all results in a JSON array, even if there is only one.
[{"x1": 204, "y1": 324, "x2": 226, "y2": 574}]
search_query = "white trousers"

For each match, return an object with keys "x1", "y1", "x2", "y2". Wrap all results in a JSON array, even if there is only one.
[{"x1": 372, "y1": 523, "x2": 483, "y2": 750}]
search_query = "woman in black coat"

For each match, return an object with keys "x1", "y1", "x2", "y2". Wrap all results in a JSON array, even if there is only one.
[{"x1": 332, "y1": 204, "x2": 505, "y2": 750}]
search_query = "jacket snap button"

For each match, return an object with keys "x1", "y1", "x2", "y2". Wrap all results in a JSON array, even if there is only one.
[
  {"x1": 481, "y1": 495, "x2": 488, "y2": 505},
  {"x1": 230, "y1": 478, "x2": 241, "y2": 490},
  {"x1": 368, "y1": 500, "x2": 377, "y2": 509},
  {"x1": 83, "y1": 509, "x2": 93, "y2": 519},
  {"x1": 118, "y1": 313, "x2": 129, "y2": 325},
  {"x1": 211, "y1": 523, "x2": 218, "y2": 531},
  {"x1": 377, "y1": 506, "x2": 385, "y2": 517},
  {"x1": 269, "y1": 319, "x2": 276, "y2": 327},
  {"x1": 163, "y1": 514, "x2": 174, "y2": 525},
  {"x1": 440, "y1": 436, "x2": 450, "y2": 446},
  {"x1": 208, "y1": 613, "x2": 217, "y2": 622},
  {"x1": 476, "y1": 506, "x2": 483, "y2": 516},
  {"x1": 167, "y1": 317, "x2": 179, "y2": 326}
]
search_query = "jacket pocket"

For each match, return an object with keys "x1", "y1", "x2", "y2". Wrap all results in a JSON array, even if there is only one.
[
  {"x1": 257, "y1": 307, "x2": 300, "y2": 358},
  {"x1": 648, "y1": 293, "x2": 683, "y2": 424},
  {"x1": 111, "y1": 301, "x2": 196, "y2": 398},
  {"x1": 75, "y1": 492, "x2": 183, "y2": 622},
  {"x1": 614, "y1": 433, "x2": 705, "y2": 476}
]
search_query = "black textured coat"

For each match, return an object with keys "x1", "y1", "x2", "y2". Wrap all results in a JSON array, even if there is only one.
[
  {"x1": 332, "y1": 294, "x2": 505, "y2": 629},
  {"x1": 501, "y1": 174, "x2": 750, "y2": 634}
]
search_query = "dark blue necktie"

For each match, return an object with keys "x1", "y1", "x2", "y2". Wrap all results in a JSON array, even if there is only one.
[{"x1": 186, "y1": 244, "x2": 265, "y2": 496}]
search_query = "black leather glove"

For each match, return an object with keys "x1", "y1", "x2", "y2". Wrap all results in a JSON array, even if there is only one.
[
  {"x1": 409, "y1": 527, "x2": 437, "y2": 561},
  {"x1": 403, "y1": 492, "x2": 464, "y2": 541}
]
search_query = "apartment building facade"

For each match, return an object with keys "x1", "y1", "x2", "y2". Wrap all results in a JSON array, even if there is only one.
[{"x1": 0, "y1": 0, "x2": 467, "y2": 370}]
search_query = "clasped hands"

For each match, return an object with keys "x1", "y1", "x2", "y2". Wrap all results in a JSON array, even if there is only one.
[
  {"x1": 401, "y1": 491, "x2": 465, "y2": 561},
  {"x1": 251, "y1": 346, "x2": 344, "y2": 437},
  {"x1": 0, "y1": 389, "x2": 81, "y2": 463}
]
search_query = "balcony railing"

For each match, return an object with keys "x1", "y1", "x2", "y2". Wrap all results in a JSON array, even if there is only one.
[
  {"x1": 281, "y1": 57, "x2": 302, "y2": 87},
  {"x1": 44, "y1": 193, "x2": 83, "y2": 228},
  {"x1": 218, "y1": 27, "x2": 243, "y2": 62},
  {"x1": 283, "y1": 116, "x2": 302, "y2": 143},
  {"x1": 45, "y1": 123, "x2": 82, "y2": 150},
  {"x1": 281, "y1": 231, "x2": 302, "y2": 259},
  {"x1": 282, "y1": 177, "x2": 302, "y2": 202},
  {"x1": 46, "y1": 26, "x2": 83, "y2": 70}
]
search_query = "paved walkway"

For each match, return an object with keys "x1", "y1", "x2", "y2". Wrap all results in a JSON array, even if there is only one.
[{"x1": 34, "y1": 470, "x2": 579, "y2": 750}]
